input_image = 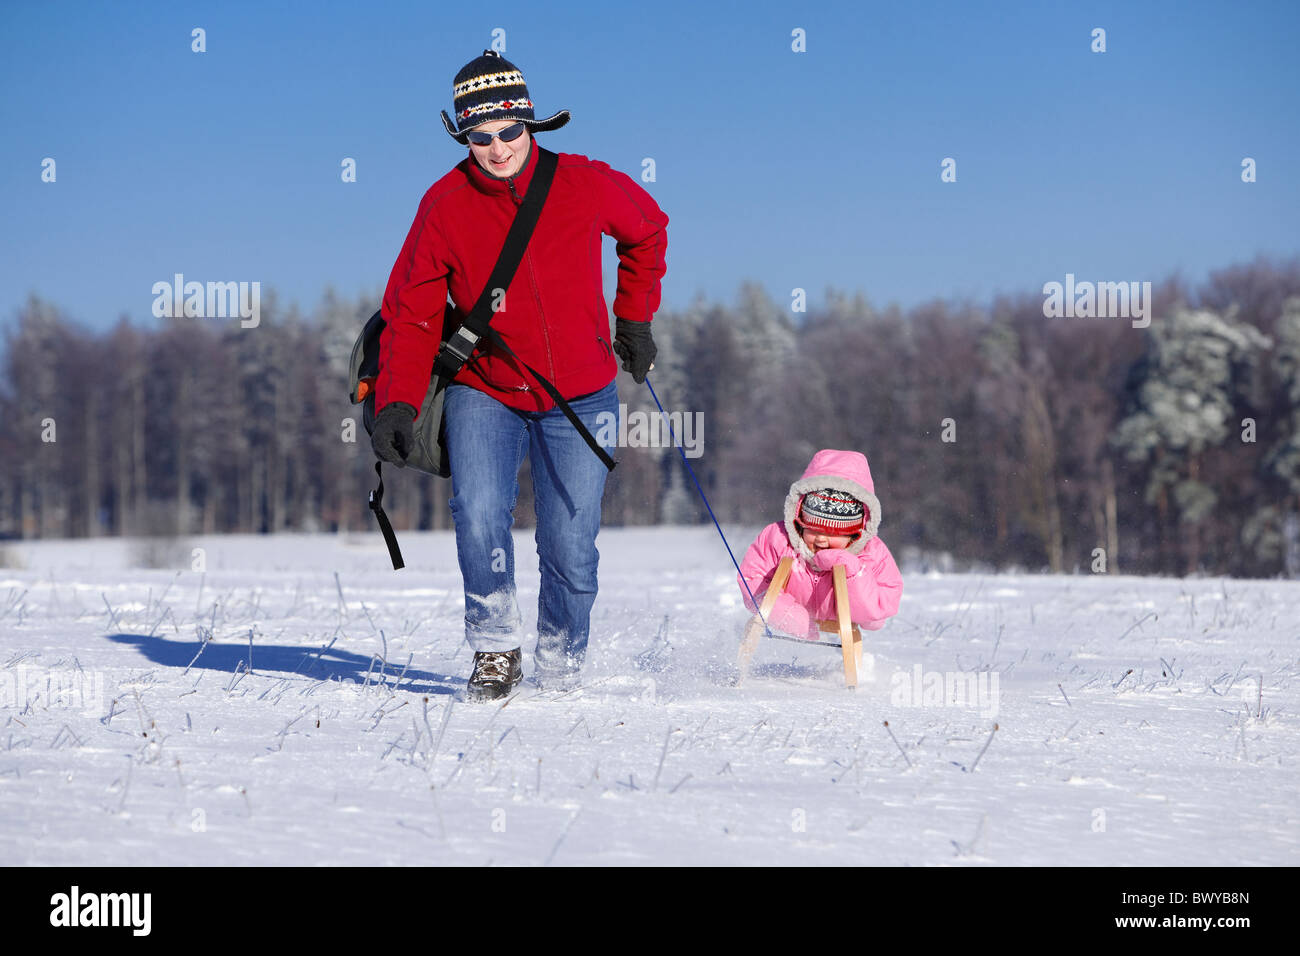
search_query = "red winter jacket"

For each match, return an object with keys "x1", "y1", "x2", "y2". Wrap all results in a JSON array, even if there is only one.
[{"x1": 376, "y1": 140, "x2": 668, "y2": 414}]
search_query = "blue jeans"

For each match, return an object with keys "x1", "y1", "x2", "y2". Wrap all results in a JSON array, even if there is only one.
[{"x1": 442, "y1": 380, "x2": 619, "y2": 679}]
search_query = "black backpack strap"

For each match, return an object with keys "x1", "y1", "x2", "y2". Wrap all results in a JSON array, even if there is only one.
[
  {"x1": 368, "y1": 462, "x2": 405, "y2": 570},
  {"x1": 433, "y1": 149, "x2": 559, "y2": 381},
  {"x1": 371, "y1": 151, "x2": 558, "y2": 571},
  {"x1": 484, "y1": 327, "x2": 616, "y2": 472}
]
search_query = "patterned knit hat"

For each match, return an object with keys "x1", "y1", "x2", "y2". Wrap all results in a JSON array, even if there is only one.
[
  {"x1": 439, "y1": 50, "x2": 571, "y2": 144},
  {"x1": 798, "y1": 489, "x2": 866, "y2": 536}
]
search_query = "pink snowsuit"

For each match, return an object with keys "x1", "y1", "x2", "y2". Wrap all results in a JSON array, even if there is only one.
[{"x1": 738, "y1": 449, "x2": 903, "y2": 638}]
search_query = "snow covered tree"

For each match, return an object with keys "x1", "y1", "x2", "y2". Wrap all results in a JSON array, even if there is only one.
[
  {"x1": 1246, "y1": 296, "x2": 1300, "y2": 574},
  {"x1": 1113, "y1": 306, "x2": 1271, "y2": 573}
]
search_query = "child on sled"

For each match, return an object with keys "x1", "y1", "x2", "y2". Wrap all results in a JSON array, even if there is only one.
[{"x1": 738, "y1": 449, "x2": 903, "y2": 640}]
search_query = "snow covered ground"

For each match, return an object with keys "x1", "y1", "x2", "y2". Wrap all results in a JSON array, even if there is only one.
[{"x1": 1, "y1": 528, "x2": 1296, "y2": 865}]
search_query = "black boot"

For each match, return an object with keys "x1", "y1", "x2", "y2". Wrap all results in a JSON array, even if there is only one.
[{"x1": 467, "y1": 648, "x2": 522, "y2": 701}]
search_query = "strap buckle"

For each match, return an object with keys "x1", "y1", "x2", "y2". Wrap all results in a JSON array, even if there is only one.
[
  {"x1": 442, "y1": 326, "x2": 480, "y2": 364},
  {"x1": 433, "y1": 326, "x2": 481, "y2": 379}
]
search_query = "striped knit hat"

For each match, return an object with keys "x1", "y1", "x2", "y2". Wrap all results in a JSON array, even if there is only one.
[
  {"x1": 439, "y1": 50, "x2": 571, "y2": 145},
  {"x1": 798, "y1": 489, "x2": 866, "y2": 536}
]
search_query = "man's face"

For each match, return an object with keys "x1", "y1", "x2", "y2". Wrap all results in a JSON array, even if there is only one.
[{"x1": 468, "y1": 119, "x2": 531, "y2": 179}]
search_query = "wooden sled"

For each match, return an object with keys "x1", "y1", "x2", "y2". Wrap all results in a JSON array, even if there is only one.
[{"x1": 737, "y1": 556, "x2": 866, "y2": 689}]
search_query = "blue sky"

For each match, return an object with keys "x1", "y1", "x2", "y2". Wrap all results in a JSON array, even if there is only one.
[{"x1": 2, "y1": 0, "x2": 1297, "y2": 331}]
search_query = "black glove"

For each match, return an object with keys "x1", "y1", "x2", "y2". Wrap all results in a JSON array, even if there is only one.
[
  {"x1": 371, "y1": 402, "x2": 417, "y2": 466},
  {"x1": 612, "y1": 317, "x2": 657, "y2": 384}
]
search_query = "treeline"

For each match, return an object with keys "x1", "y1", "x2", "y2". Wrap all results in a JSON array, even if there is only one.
[{"x1": 3, "y1": 258, "x2": 1300, "y2": 577}]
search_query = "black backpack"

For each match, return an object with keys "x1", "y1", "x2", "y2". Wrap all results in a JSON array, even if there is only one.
[{"x1": 348, "y1": 304, "x2": 455, "y2": 478}]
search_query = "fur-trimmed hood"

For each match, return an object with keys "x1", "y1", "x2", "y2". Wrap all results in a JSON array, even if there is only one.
[{"x1": 783, "y1": 449, "x2": 882, "y2": 565}]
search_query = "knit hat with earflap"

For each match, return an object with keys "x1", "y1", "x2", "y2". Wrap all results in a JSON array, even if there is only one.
[
  {"x1": 798, "y1": 489, "x2": 866, "y2": 537},
  {"x1": 440, "y1": 50, "x2": 571, "y2": 144}
]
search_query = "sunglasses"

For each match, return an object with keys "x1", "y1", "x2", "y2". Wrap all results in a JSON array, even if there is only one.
[{"x1": 466, "y1": 122, "x2": 527, "y2": 146}]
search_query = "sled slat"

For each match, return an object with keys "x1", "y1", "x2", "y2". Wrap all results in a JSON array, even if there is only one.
[
  {"x1": 834, "y1": 564, "x2": 858, "y2": 689},
  {"x1": 757, "y1": 557, "x2": 793, "y2": 618}
]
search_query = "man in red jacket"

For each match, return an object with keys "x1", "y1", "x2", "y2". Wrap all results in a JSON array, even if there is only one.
[{"x1": 371, "y1": 50, "x2": 668, "y2": 701}]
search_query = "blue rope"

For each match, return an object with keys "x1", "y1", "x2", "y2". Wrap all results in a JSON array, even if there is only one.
[{"x1": 644, "y1": 376, "x2": 770, "y2": 634}]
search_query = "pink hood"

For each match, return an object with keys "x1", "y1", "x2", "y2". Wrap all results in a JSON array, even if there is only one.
[{"x1": 783, "y1": 449, "x2": 883, "y2": 564}]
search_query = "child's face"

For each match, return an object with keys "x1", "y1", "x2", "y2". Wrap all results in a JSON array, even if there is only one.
[{"x1": 801, "y1": 528, "x2": 855, "y2": 552}]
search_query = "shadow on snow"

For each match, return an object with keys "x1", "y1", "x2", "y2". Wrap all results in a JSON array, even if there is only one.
[{"x1": 104, "y1": 632, "x2": 460, "y2": 696}]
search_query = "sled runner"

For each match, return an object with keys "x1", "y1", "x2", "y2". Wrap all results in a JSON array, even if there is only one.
[{"x1": 737, "y1": 557, "x2": 866, "y2": 689}]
